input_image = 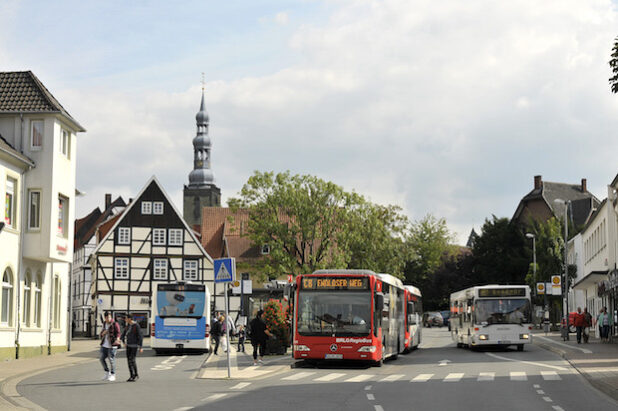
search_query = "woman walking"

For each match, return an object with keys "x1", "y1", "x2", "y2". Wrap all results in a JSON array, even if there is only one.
[{"x1": 121, "y1": 314, "x2": 143, "y2": 382}]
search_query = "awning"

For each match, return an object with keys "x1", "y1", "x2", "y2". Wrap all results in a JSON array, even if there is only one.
[{"x1": 572, "y1": 272, "x2": 608, "y2": 290}]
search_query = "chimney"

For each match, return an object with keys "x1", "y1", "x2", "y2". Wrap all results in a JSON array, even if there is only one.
[
  {"x1": 581, "y1": 178, "x2": 587, "y2": 192},
  {"x1": 534, "y1": 175, "x2": 542, "y2": 190},
  {"x1": 105, "y1": 193, "x2": 112, "y2": 209}
]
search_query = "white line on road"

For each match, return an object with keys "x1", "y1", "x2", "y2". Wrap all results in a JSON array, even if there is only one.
[
  {"x1": 173, "y1": 408, "x2": 193, "y2": 411},
  {"x1": 202, "y1": 394, "x2": 227, "y2": 401},
  {"x1": 510, "y1": 371, "x2": 527, "y2": 381},
  {"x1": 366, "y1": 394, "x2": 375, "y2": 400},
  {"x1": 477, "y1": 372, "x2": 495, "y2": 381},
  {"x1": 380, "y1": 374, "x2": 405, "y2": 382},
  {"x1": 374, "y1": 406, "x2": 384, "y2": 411},
  {"x1": 533, "y1": 384, "x2": 541, "y2": 388},
  {"x1": 365, "y1": 385, "x2": 373, "y2": 391},
  {"x1": 552, "y1": 406, "x2": 565, "y2": 411},
  {"x1": 314, "y1": 373, "x2": 346, "y2": 382},
  {"x1": 536, "y1": 390, "x2": 545, "y2": 395},
  {"x1": 282, "y1": 372, "x2": 315, "y2": 381},
  {"x1": 485, "y1": 352, "x2": 568, "y2": 371},
  {"x1": 346, "y1": 374, "x2": 373, "y2": 382},
  {"x1": 534, "y1": 335, "x2": 592, "y2": 354},
  {"x1": 230, "y1": 382, "x2": 251, "y2": 390},
  {"x1": 443, "y1": 373, "x2": 464, "y2": 382},
  {"x1": 412, "y1": 374, "x2": 434, "y2": 382},
  {"x1": 541, "y1": 371, "x2": 561, "y2": 380},
  {"x1": 543, "y1": 397, "x2": 553, "y2": 403}
]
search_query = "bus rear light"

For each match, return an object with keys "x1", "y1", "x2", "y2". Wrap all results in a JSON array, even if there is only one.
[
  {"x1": 151, "y1": 323, "x2": 155, "y2": 337},
  {"x1": 205, "y1": 323, "x2": 210, "y2": 338},
  {"x1": 357, "y1": 346, "x2": 377, "y2": 353},
  {"x1": 294, "y1": 345, "x2": 311, "y2": 352},
  {"x1": 478, "y1": 334, "x2": 489, "y2": 340}
]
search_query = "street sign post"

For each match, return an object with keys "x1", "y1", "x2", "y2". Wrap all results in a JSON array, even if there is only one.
[{"x1": 214, "y1": 258, "x2": 235, "y2": 378}]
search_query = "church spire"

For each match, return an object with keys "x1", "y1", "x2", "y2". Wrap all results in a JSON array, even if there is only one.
[{"x1": 188, "y1": 80, "x2": 214, "y2": 188}]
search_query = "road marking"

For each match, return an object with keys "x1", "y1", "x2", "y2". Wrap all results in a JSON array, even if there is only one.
[
  {"x1": 541, "y1": 371, "x2": 561, "y2": 380},
  {"x1": 173, "y1": 408, "x2": 193, "y2": 411},
  {"x1": 510, "y1": 371, "x2": 527, "y2": 381},
  {"x1": 535, "y1": 335, "x2": 592, "y2": 354},
  {"x1": 533, "y1": 384, "x2": 541, "y2": 388},
  {"x1": 365, "y1": 385, "x2": 373, "y2": 390},
  {"x1": 204, "y1": 394, "x2": 227, "y2": 401},
  {"x1": 537, "y1": 390, "x2": 545, "y2": 395},
  {"x1": 366, "y1": 393, "x2": 375, "y2": 400},
  {"x1": 552, "y1": 406, "x2": 564, "y2": 411},
  {"x1": 380, "y1": 374, "x2": 404, "y2": 382},
  {"x1": 543, "y1": 397, "x2": 553, "y2": 403},
  {"x1": 443, "y1": 373, "x2": 464, "y2": 382},
  {"x1": 412, "y1": 374, "x2": 434, "y2": 382},
  {"x1": 346, "y1": 374, "x2": 374, "y2": 382},
  {"x1": 230, "y1": 382, "x2": 251, "y2": 390},
  {"x1": 477, "y1": 372, "x2": 495, "y2": 381},
  {"x1": 153, "y1": 355, "x2": 187, "y2": 371},
  {"x1": 314, "y1": 373, "x2": 346, "y2": 382},
  {"x1": 485, "y1": 352, "x2": 568, "y2": 371},
  {"x1": 282, "y1": 372, "x2": 315, "y2": 381},
  {"x1": 374, "y1": 406, "x2": 384, "y2": 411}
]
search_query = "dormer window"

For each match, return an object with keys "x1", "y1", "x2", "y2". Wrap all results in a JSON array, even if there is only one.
[
  {"x1": 153, "y1": 201, "x2": 164, "y2": 215},
  {"x1": 141, "y1": 201, "x2": 152, "y2": 215},
  {"x1": 31, "y1": 121, "x2": 43, "y2": 150}
]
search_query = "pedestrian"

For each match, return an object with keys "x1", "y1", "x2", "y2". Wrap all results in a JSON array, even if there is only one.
[
  {"x1": 598, "y1": 307, "x2": 612, "y2": 342},
  {"x1": 211, "y1": 316, "x2": 222, "y2": 355},
  {"x1": 237, "y1": 325, "x2": 246, "y2": 352},
  {"x1": 221, "y1": 315, "x2": 236, "y2": 353},
  {"x1": 121, "y1": 314, "x2": 143, "y2": 382},
  {"x1": 574, "y1": 307, "x2": 584, "y2": 344},
  {"x1": 249, "y1": 309, "x2": 273, "y2": 366},
  {"x1": 99, "y1": 312, "x2": 121, "y2": 382},
  {"x1": 583, "y1": 307, "x2": 592, "y2": 343}
]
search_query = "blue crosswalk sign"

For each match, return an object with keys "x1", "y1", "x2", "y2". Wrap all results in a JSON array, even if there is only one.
[{"x1": 214, "y1": 258, "x2": 235, "y2": 283}]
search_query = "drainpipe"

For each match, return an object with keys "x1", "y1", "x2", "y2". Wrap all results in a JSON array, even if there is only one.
[
  {"x1": 67, "y1": 262, "x2": 72, "y2": 351},
  {"x1": 48, "y1": 263, "x2": 54, "y2": 355},
  {"x1": 15, "y1": 113, "x2": 28, "y2": 359}
]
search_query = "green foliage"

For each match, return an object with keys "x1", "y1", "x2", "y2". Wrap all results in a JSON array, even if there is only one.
[
  {"x1": 422, "y1": 249, "x2": 475, "y2": 310},
  {"x1": 610, "y1": 36, "x2": 618, "y2": 94},
  {"x1": 262, "y1": 299, "x2": 290, "y2": 346}
]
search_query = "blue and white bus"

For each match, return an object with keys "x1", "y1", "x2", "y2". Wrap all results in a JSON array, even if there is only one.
[{"x1": 151, "y1": 282, "x2": 211, "y2": 353}]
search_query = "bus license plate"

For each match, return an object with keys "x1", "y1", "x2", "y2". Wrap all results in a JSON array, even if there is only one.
[
  {"x1": 499, "y1": 340, "x2": 511, "y2": 344},
  {"x1": 325, "y1": 354, "x2": 343, "y2": 359}
]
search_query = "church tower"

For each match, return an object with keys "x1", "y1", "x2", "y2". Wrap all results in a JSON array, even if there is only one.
[{"x1": 183, "y1": 85, "x2": 221, "y2": 228}]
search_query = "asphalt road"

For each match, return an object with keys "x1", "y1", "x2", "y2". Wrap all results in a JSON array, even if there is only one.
[{"x1": 18, "y1": 329, "x2": 618, "y2": 411}]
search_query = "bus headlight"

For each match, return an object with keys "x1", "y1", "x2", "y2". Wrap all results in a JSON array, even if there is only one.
[
  {"x1": 357, "y1": 346, "x2": 377, "y2": 353},
  {"x1": 294, "y1": 345, "x2": 311, "y2": 351},
  {"x1": 478, "y1": 334, "x2": 489, "y2": 341},
  {"x1": 519, "y1": 334, "x2": 529, "y2": 340}
]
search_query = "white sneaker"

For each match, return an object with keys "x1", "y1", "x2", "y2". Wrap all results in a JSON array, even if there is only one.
[
  {"x1": 258, "y1": 360, "x2": 264, "y2": 364},
  {"x1": 102, "y1": 372, "x2": 110, "y2": 381},
  {"x1": 107, "y1": 374, "x2": 116, "y2": 382}
]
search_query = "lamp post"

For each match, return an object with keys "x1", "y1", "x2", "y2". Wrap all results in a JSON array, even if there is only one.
[
  {"x1": 554, "y1": 198, "x2": 570, "y2": 341},
  {"x1": 526, "y1": 233, "x2": 543, "y2": 304}
]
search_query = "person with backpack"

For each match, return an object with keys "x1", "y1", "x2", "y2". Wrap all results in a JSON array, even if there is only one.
[
  {"x1": 99, "y1": 312, "x2": 121, "y2": 382},
  {"x1": 121, "y1": 314, "x2": 143, "y2": 382}
]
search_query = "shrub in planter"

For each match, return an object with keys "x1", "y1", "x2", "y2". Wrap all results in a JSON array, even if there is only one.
[{"x1": 263, "y1": 299, "x2": 290, "y2": 353}]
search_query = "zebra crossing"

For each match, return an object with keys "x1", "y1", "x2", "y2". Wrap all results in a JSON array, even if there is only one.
[{"x1": 278, "y1": 370, "x2": 564, "y2": 384}]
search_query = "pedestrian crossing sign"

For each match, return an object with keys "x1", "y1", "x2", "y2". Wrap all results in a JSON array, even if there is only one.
[{"x1": 214, "y1": 258, "x2": 235, "y2": 283}]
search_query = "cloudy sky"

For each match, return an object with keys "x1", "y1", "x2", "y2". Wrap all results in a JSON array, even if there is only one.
[{"x1": 2, "y1": 0, "x2": 618, "y2": 244}]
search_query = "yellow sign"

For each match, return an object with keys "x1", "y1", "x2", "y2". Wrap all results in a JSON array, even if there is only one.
[
  {"x1": 232, "y1": 280, "x2": 240, "y2": 287},
  {"x1": 536, "y1": 283, "x2": 545, "y2": 295}
]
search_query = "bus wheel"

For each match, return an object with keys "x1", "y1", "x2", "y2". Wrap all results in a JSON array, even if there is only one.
[
  {"x1": 517, "y1": 344, "x2": 524, "y2": 352},
  {"x1": 456, "y1": 343, "x2": 463, "y2": 348}
]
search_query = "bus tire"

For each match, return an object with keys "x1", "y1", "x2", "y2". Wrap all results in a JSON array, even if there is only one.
[
  {"x1": 517, "y1": 344, "x2": 524, "y2": 352},
  {"x1": 456, "y1": 343, "x2": 463, "y2": 348}
]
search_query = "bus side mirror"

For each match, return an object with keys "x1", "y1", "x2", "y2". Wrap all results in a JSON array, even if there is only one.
[{"x1": 375, "y1": 293, "x2": 384, "y2": 311}]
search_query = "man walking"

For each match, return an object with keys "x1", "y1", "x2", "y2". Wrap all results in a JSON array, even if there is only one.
[
  {"x1": 99, "y1": 312, "x2": 121, "y2": 381},
  {"x1": 574, "y1": 307, "x2": 584, "y2": 344},
  {"x1": 121, "y1": 314, "x2": 143, "y2": 382},
  {"x1": 211, "y1": 316, "x2": 222, "y2": 355},
  {"x1": 249, "y1": 310, "x2": 272, "y2": 366}
]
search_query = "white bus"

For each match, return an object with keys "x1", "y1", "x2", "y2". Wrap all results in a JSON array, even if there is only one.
[
  {"x1": 151, "y1": 282, "x2": 211, "y2": 354},
  {"x1": 403, "y1": 285, "x2": 422, "y2": 352},
  {"x1": 450, "y1": 285, "x2": 532, "y2": 351}
]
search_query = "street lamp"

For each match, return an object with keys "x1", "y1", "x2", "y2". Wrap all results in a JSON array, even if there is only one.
[
  {"x1": 554, "y1": 198, "x2": 571, "y2": 340},
  {"x1": 526, "y1": 232, "x2": 540, "y2": 298}
]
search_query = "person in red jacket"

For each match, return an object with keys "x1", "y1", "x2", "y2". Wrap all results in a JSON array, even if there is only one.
[{"x1": 574, "y1": 307, "x2": 585, "y2": 344}]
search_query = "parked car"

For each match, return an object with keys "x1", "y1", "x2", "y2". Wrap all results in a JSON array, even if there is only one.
[
  {"x1": 423, "y1": 311, "x2": 444, "y2": 328},
  {"x1": 440, "y1": 310, "x2": 451, "y2": 330}
]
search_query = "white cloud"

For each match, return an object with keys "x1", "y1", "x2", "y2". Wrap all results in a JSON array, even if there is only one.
[{"x1": 275, "y1": 11, "x2": 289, "y2": 25}]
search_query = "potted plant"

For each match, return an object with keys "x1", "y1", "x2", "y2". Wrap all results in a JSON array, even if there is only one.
[{"x1": 263, "y1": 299, "x2": 290, "y2": 355}]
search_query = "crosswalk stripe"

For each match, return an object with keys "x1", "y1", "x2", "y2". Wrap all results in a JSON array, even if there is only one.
[
  {"x1": 443, "y1": 373, "x2": 464, "y2": 382},
  {"x1": 477, "y1": 372, "x2": 495, "y2": 381},
  {"x1": 346, "y1": 374, "x2": 374, "y2": 382},
  {"x1": 412, "y1": 374, "x2": 434, "y2": 382},
  {"x1": 510, "y1": 372, "x2": 527, "y2": 381},
  {"x1": 230, "y1": 382, "x2": 251, "y2": 390},
  {"x1": 380, "y1": 374, "x2": 405, "y2": 382},
  {"x1": 314, "y1": 373, "x2": 346, "y2": 382},
  {"x1": 541, "y1": 371, "x2": 561, "y2": 381},
  {"x1": 282, "y1": 372, "x2": 316, "y2": 381}
]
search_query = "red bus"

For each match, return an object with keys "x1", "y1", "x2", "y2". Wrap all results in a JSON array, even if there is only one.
[
  {"x1": 293, "y1": 269, "x2": 405, "y2": 366},
  {"x1": 403, "y1": 285, "x2": 423, "y2": 352}
]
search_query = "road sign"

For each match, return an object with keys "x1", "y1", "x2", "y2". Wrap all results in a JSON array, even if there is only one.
[
  {"x1": 537, "y1": 283, "x2": 545, "y2": 295},
  {"x1": 551, "y1": 275, "x2": 562, "y2": 295},
  {"x1": 214, "y1": 258, "x2": 235, "y2": 283}
]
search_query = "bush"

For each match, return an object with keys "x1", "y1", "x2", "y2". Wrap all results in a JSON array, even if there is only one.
[{"x1": 263, "y1": 299, "x2": 290, "y2": 347}]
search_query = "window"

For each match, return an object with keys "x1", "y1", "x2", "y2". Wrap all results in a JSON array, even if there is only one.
[
  {"x1": 261, "y1": 244, "x2": 270, "y2": 255},
  {"x1": 28, "y1": 190, "x2": 41, "y2": 230},
  {"x1": 60, "y1": 129, "x2": 70, "y2": 158},
  {"x1": 5, "y1": 177, "x2": 16, "y2": 228},
  {"x1": 141, "y1": 201, "x2": 152, "y2": 215},
  {"x1": 169, "y1": 229, "x2": 183, "y2": 246},
  {"x1": 31, "y1": 121, "x2": 43, "y2": 150},
  {"x1": 114, "y1": 258, "x2": 129, "y2": 279},
  {"x1": 1, "y1": 269, "x2": 14, "y2": 326},
  {"x1": 153, "y1": 201, "x2": 164, "y2": 215},
  {"x1": 52, "y1": 276, "x2": 61, "y2": 329},
  {"x1": 153, "y1": 228, "x2": 166, "y2": 246},
  {"x1": 153, "y1": 259, "x2": 168, "y2": 280},
  {"x1": 183, "y1": 260, "x2": 198, "y2": 281},
  {"x1": 58, "y1": 195, "x2": 68, "y2": 237},
  {"x1": 34, "y1": 274, "x2": 41, "y2": 327},
  {"x1": 117, "y1": 227, "x2": 130, "y2": 245},
  {"x1": 23, "y1": 272, "x2": 31, "y2": 327}
]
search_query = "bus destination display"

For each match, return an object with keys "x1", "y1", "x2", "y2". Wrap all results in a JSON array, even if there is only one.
[
  {"x1": 301, "y1": 277, "x2": 369, "y2": 290},
  {"x1": 478, "y1": 288, "x2": 526, "y2": 297}
]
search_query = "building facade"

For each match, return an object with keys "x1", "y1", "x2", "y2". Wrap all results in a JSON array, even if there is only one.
[{"x1": 0, "y1": 71, "x2": 84, "y2": 360}]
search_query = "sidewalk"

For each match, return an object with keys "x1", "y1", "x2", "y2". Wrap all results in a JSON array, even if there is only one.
[
  {"x1": 197, "y1": 346, "x2": 293, "y2": 380},
  {"x1": 0, "y1": 338, "x2": 101, "y2": 410},
  {"x1": 533, "y1": 330, "x2": 618, "y2": 401}
]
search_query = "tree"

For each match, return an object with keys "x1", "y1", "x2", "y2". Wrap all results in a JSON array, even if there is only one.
[
  {"x1": 423, "y1": 248, "x2": 475, "y2": 311},
  {"x1": 610, "y1": 36, "x2": 618, "y2": 93}
]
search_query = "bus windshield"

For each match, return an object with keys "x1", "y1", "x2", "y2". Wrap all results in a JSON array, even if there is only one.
[
  {"x1": 475, "y1": 298, "x2": 531, "y2": 325},
  {"x1": 297, "y1": 291, "x2": 371, "y2": 336}
]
